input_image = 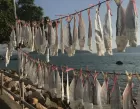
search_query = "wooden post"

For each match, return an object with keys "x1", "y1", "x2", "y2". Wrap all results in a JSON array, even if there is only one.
[
  {"x1": 0, "y1": 72, "x2": 3, "y2": 95},
  {"x1": 20, "y1": 80, "x2": 25, "y2": 109}
]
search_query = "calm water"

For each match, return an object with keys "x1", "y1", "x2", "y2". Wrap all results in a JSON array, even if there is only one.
[{"x1": 1, "y1": 52, "x2": 140, "y2": 96}]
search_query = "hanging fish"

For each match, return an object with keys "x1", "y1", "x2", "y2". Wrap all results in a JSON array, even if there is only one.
[
  {"x1": 31, "y1": 25, "x2": 35, "y2": 51},
  {"x1": 39, "y1": 23, "x2": 44, "y2": 45},
  {"x1": 17, "y1": 49, "x2": 22, "y2": 76},
  {"x1": 34, "y1": 25, "x2": 38, "y2": 51},
  {"x1": 78, "y1": 12, "x2": 86, "y2": 50},
  {"x1": 61, "y1": 71, "x2": 64, "y2": 101},
  {"x1": 48, "y1": 22, "x2": 56, "y2": 56},
  {"x1": 6, "y1": 28, "x2": 16, "y2": 66},
  {"x1": 69, "y1": 72, "x2": 78, "y2": 109},
  {"x1": 27, "y1": 23, "x2": 33, "y2": 49},
  {"x1": 34, "y1": 27, "x2": 43, "y2": 52},
  {"x1": 92, "y1": 72, "x2": 102, "y2": 108},
  {"x1": 10, "y1": 27, "x2": 17, "y2": 47},
  {"x1": 83, "y1": 74, "x2": 94, "y2": 109},
  {"x1": 136, "y1": 73, "x2": 140, "y2": 108},
  {"x1": 44, "y1": 65, "x2": 49, "y2": 91},
  {"x1": 87, "y1": 9, "x2": 93, "y2": 51},
  {"x1": 63, "y1": 25, "x2": 69, "y2": 47},
  {"x1": 47, "y1": 23, "x2": 51, "y2": 47},
  {"x1": 5, "y1": 47, "x2": 10, "y2": 67},
  {"x1": 68, "y1": 17, "x2": 73, "y2": 47},
  {"x1": 66, "y1": 71, "x2": 70, "y2": 104},
  {"x1": 24, "y1": 24, "x2": 30, "y2": 46},
  {"x1": 64, "y1": 16, "x2": 73, "y2": 57},
  {"x1": 21, "y1": 53, "x2": 26, "y2": 76},
  {"x1": 66, "y1": 68, "x2": 75, "y2": 103},
  {"x1": 75, "y1": 69, "x2": 84, "y2": 100},
  {"x1": 19, "y1": 23, "x2": 22, "y2": 44},
  {"x1": 103, "y1": 2, "x2": 113, "y2": 55},
  {"x1": 72, "y1": 15, "x2": 78, "y2": 55},
  {"x1": 26, "y1": 59, "x2": 32, "y2": 77},
  {"x1": 100, "y1": 73, "x2": 109, "y2": 105},
  {"x1": 125, "y1": 0, "x2": 138, "y2": 47},
  {"x1": 48, "y1": 67, "x2": 57, "y2": 97},
  {"x1": 48, "y1": 22, "x2": 56, "y2": 47},
  {"x1": 53, "y1": 21, "x2": 59, "y2": 56},
  {"x1": 37, "y1": 62, "x2": 45, "y2": 88},
  {"x1": 21, "y1": 22, "x2": 26, "y2": 44},
  {"x1": 28, "y1": 61, "x2": 38, "y2": 85},
  {"x1": 40, "y1": 24, "x2": 47, "y2": 54},
  {"x1": 56, "y1": 70, "x2": 61, "y2": 98},
  {"x1": 123, "y1": 71, "x2": 134, "y2": 109},
  {"x1": 94, "y1": 8, "x2": 105, "y2": 56},
  {"x1": 60, "y1": 19, "x2": 64, "y2": 54},
  {"x1": 74, "y1": 70, "x2": 84, "y2": 109},
  {"x1": 83, "y1": 75, "x2": 90, "y2": 102},
  {"x1": 69, "y1": 71, "x2": 77, "y2": 102},
  {"x1": 110, "y1": 75, "x2": 122, "y2": 109},
  {"x1": 115, "y1": 2, "x2": 128, "y2": 52},
  {"x1": 16, "y1": 20, "x2": 20, "y2": 45}
]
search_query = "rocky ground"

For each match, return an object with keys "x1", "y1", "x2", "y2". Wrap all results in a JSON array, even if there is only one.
[
  {"x1": 0, "y1": 71, "x2": 70, "y2": 109},
  {"x1": 0, "y1": 70, "x2": 138, "y2": 109}
]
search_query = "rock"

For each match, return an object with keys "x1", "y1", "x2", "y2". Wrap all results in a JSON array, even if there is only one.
[
  {"x1": 32, "y1": 98, "x2": 48, "y2": 109},
  {"x1": 58, "y1": 107, "x2": 63, "y2": 109},
  {"x1": 116, "y1": 61, "x2": 123, "y2": 65}
]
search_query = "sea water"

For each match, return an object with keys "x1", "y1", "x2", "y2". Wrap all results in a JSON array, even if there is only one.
[{"x1": 1, "y1": 52, "x2": 140, "y2": 96}]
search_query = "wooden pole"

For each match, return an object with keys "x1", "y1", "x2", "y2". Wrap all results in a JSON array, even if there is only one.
[
  {"x1": 2, "y1": 86, "x2": 36, "y2": 109},
  {"x1": 20, "y1": 80, "x2": 25, "y2": 109},
  {"x1": 0, "y1": 72, "x2": 3, "y2": 95}
]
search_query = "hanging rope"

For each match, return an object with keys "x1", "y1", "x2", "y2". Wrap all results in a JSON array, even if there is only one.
[{"x1": 51, "y1": 0, "x2": 112, "y2": 21}]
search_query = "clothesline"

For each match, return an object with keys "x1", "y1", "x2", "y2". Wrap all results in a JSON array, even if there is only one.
[
  {"x1": 13, "y1": 0, "x2": 112, "y2": 22},
  {"x1": 19, "y1": 49, "x2": 139, "y2": 76},
  {"x1": 51, "y1": 0, "x2": 111, "y2": 21}
]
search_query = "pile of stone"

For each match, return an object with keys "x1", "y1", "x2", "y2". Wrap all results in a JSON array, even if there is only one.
[{"x1": 1, "y1": 71, "x2": 71, "y2": 109}]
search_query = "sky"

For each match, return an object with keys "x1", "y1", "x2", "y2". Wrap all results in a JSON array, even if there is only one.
[{"x1": 34, "y1": 0, "x2": 140, "y2": 53}]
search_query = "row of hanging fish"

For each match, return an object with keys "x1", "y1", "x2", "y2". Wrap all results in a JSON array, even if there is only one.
[
  {"x1": 8, "y1": 2, "x2": 113, "y2": 57},
  {"x1": 6, "y1": 0, "x2": 138, "y2": 66},
  {"x1": 17, "y1": 50, "x2": 140, "y2": 109}
]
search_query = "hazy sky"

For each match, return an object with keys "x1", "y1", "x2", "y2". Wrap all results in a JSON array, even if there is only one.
[{"x1": 34, "y1": 0, "x2": 140, "y2": 53}]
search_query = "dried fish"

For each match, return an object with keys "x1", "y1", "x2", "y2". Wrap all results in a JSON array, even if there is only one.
[
  {"x1": 72, "y1": 15, "x2": 78, "y2": 55},
  {"x1": 60, "y1": 19, "x2": 64, "y2": 54},
  {"x1": 94, "y1": 8, "x2": 105, "y2": 56},
  {"x1": 56, "y1": 70, "x2": 61, "y2": 98},
  {"x1": 66, "y1": 72, "x2": 70, "y2": 104},
  {"x1": 110, "y1": 76, "x2": 122, "y2": 109},
  {"x1": 87, "y1": 9, "x2": 93, "y2": 51},
  {"x1": 75, "y1": 71, "x2": 84, "y2": 100},
  {"x1": 103, "y1": 4, "x2": 113, "y2": 55},
  {"x1": 78, "y1": 12, "x2": 86, "y2": 50},
  {"x1": 125, "y1": 0, "x2": 138, "y2": 47},
  {"x1": 123, "y1": 72, "x2": 133, "y2": 109},
  {"x1": 116, "y1": 3, "x2": 128, "y2": 52}
]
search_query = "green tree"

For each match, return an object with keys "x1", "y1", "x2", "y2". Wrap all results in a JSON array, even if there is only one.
[
  {"x1": 0, "y1": 0, "x2": 15, "y2": 43},
  {"x1": 17, "y1": 0, "x2": 43, "y2": 21},
  {"x1": 0, "y1": 0, "x2": 45, "y2": 43}
]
